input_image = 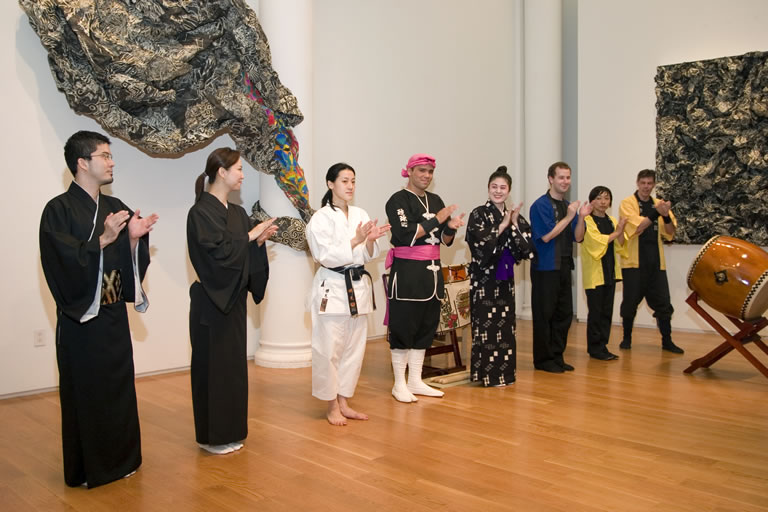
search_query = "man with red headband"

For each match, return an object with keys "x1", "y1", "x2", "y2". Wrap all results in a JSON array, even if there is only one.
[{"x1": 385, "y1": 154, "x2": 465, "y2": 402}]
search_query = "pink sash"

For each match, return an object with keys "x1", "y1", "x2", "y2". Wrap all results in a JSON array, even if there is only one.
[
  {"x1": 383, "y1": 245, "x2": 441, "y2": 325},
  {"x1": 384, "y1": 245, "x2": 440, "y2": 269}
]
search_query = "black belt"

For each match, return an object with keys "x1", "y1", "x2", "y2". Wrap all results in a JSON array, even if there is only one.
[{"x1": 326, "y1": 265, "x2": 375, "y2": 316}]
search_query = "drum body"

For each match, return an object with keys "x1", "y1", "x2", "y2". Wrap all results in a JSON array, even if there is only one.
[
  {"x1": 687, "y1": 236, "x2": 768, "y2": 320},
  {"x1": 441, "y1": 264, "x2": 467, "y2": 283}
]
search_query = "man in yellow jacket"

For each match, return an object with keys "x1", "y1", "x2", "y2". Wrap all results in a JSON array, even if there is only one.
[{"x1": 619, "y1": 169, "x2": 684, "y2": 353}]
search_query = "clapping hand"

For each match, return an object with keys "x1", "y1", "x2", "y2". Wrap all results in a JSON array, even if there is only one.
[
  {"x1": 128, "y1": 209, "x2": 159, "y2": 240},
  {"x1": 510, "y1": 202, "x2": 523, "y2": 227},
  {"x1": 250, "y1": 217, "x2": 278, "y2": 246},
  {"x1": 654, "y1": 200, "x2": 672, "y2": 216},
  {"x1": 499, "y1": 202, "x2": 523, "y2": 232},
  {"x1": 447, "y1": 212, "x2": 465, "y2": 230},
  {"x1": 567, "y1": 200, "x2": 581, "y2": 219},
  {"x1": 366, "y1": 219, "x2": 391, "y2": 241},
  {"x1": 100, "y1": 210, "x2": 130, "y2": 248},
  {"x1": 436, "y1": 204, "x2": 458, "y2": 224}
]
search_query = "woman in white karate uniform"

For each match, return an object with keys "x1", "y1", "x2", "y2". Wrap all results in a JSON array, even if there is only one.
[{"x1": 306, "y1": 163, "x2": 390, "y2": 426}]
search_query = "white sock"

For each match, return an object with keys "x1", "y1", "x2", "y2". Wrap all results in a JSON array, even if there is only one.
[
  {"x1": 391, "y1": 349, "x2": 416, "y2": 402},
  {"x1": 407, "y1": 349, "x2": 444, "y2": 397},
  {"x1": 198, "y1": 443, "x2": 235, "y2": 455},
  {"x1": 227, "y1": 442, "x2": 244, "y2": 451}
]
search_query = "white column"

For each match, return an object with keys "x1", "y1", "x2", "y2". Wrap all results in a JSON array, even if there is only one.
[
  {"x1": 253, "y1": 0, "x2": 315, "y2": 367},
  {"x1": 519, "y1": 0, "x2": 563, "y2": 318}
]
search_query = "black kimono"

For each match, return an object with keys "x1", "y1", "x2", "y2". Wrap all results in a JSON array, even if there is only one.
[
  {"x1": 39, "y1": 182, "x2": 149, "y2": 488},
  {"x1": 385, "y1": 189, "x2": 453, "y2": 350},
  {"x1": 466, "y1": 201, "x2": 534, "y2": 386},
  {"x1": 187, "y1": 192, "x2": 269, "y2": 446}
]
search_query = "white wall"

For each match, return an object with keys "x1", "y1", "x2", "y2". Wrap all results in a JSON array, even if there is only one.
[
  {"x1": 574, "y1": 0, "x2": 768, "y2": 332},
  {"x1": 313, "y1": 0, "x2": 523, "y2": 337}
]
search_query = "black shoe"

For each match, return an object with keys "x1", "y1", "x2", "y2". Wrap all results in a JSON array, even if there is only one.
[
  {"x1": 590, "y1": 351, "x2": 619, "y2": 361},
  {"x1": 619, "y1": 339, "x2": 632, "y2": 349},
  {"x1": 662, "y1": 341, "x2": 684, "y2": 354},
  {"x1": 535, "y1": 361, "x2": 565, "y2": 373},
  {"x1": 558, "y1": 361, "x2": 575, "y2": 371}
]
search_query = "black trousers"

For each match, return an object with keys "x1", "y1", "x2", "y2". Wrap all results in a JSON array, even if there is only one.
[
  {"x1": 388, "y1": 297, "x2": 441, "y2": 350},
  {"x1": 531, "y1": 267, "x2": 573, "y2": 365},
  {"x1": 620, "y1": 267, "x2": 674, "y2": 341},
  {"x1": 585, "y1": 282, "x2": 616, "y2": 355}
]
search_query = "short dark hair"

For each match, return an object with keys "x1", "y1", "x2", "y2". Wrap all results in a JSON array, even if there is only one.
[
  {"x1": 547, "y1": 161, "x2": 571, "y2": 179},
  {"x1": 322, "y1": 163, "x2": 355, "y2": 210},
  {"x1": 487, "y1": 165, "x2": 511, "y2": 188},
  {"x1": 588, "y1": 185, "x2": 613, "y2": 205},
  {"x1": 64, "y1": 131, "x2": 111, "y2": 176},
  {"x1": 637, "y1": 169, "x2": 656, "y2": 181}
]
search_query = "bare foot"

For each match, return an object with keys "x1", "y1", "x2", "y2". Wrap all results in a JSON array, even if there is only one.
[
  {"x1": 326, "y1": 399, "x2": 347, "y2": 426},
  {"x1": 338, "y1": 396, "x2": 369, "y2": 421}
]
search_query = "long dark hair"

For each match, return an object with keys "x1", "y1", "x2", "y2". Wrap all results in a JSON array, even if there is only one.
[
  {"x1": 195, "y1": 147, "x2": 241, "y2": 201},
  {"x1": 488, "y1": 165, "x2": 512, "y2": 188},
  {"x1": 322, "y1": 162, "x2": 355, "y2": 210}
]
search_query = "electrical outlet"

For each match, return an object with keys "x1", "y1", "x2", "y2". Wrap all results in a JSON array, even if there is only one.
[{"x1": 33, "y1": 329, "x2": 47, "y2": 347}]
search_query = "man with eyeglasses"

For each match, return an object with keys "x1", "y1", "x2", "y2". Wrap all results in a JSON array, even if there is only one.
[{"x1": 39, "y1": 130, "x2": 159, "y2": 488}]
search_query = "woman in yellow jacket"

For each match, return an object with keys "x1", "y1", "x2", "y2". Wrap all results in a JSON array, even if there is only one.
[{"x1": 581, "y1": 186, "x2": 627, "y2": 360}]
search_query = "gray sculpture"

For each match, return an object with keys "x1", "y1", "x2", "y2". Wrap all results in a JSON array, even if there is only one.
[
  {"x1": 655, "y1": 51, "x2": 768, "y2": 246},
  {"x1": 20, "y1": 0, "x2": 312, "y2": 250}
]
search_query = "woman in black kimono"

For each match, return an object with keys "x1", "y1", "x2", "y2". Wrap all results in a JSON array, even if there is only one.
[
  {"x1": 187, "y1": 148, "x2": 277, "y2": 454},
  {"x1": 466, "y1": 166, "x2": 535, "y2": 387}
]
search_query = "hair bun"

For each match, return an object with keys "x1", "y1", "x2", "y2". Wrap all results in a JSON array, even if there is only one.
[{"x1": 496, "y1": 165, "x2": 508, "y2": 174}]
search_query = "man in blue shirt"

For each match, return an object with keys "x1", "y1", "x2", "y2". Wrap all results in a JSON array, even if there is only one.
[{"x1": 529, "y1": 162, "x2": 589, "y2": 373}]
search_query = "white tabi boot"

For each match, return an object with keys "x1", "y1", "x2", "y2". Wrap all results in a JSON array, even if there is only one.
[
  {"x1": 407, "y1": 349, "x2": 444, "y2": 397},
  {"x1": 391, "y1": 349, "x2": 417, "y2": 402}
]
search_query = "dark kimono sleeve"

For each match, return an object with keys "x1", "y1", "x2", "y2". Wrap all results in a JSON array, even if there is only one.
[
  {"x1": 39, "y1": 199, "x2": 102, "y2": 321},
  {"x1": 116, "y1": 201, "x2": 151, "y2": 305},
  {"x1": 466, "y1": 206, "x2": 501, "y2": 268},
  {"x1": 187, "y1": 206, "x2": 249, "y2": 314},
  {"x1": 247, "y1": 241, "x2": 269, "y2": 304},
  {"x1": 386, "y1": 192, "x2": 441, "y2": 246},
  {"x1": 508, "y1": 214, "x2": 535, "y2": 262}
]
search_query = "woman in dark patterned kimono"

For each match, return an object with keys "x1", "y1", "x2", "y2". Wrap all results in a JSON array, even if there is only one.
[
  {"x1": 187, "y1": 148, "x2": 278, "y2": 455},
  {"x1": 466, "y1": 166, "x2": 535, "y2": 387}
]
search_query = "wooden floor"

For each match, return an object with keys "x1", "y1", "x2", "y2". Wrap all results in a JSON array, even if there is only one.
[{"x1": 1, "y1": 320, "x2": 767, "y2": 511}]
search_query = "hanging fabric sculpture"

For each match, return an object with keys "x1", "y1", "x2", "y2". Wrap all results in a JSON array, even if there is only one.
[{"x1": 19, "y1": 0, "x2": 311, "y2": 250}]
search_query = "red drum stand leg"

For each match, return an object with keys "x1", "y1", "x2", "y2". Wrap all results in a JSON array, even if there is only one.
[{"x1": 684, "y1": 292, "x2": 768, "y2": 379}]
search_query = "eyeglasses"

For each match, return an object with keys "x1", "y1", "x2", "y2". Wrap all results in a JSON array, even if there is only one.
[{"x1": 85, "y1": 152, "x2": 114, "y2": 161}]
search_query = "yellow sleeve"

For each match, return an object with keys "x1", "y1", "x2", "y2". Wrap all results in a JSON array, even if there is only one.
[
  {"x1": 610, "y1": 215, "x2": 629, "y2": 258},
  {"x1": 619, "y1": 196, "x2": 642, "y2": 240},
  {"x1": 582, "y1": 216, "x2": 610, "y2": 261}
]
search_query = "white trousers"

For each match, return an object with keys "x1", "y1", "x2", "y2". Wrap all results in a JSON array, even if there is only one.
[{"x1": 311, "y1": 310, "x2": 368, "y2": 401}]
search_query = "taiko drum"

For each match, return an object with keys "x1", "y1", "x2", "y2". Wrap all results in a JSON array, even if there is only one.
[{"x1": 687, "y1": 235, "x2": 768, "y2": 321}]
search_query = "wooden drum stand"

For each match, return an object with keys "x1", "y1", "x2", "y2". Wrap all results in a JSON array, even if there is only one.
[{"x1": 684, "y1": 291, "x2": 768, "y2": 379}]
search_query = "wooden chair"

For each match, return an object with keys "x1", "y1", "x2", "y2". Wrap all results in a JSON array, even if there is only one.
[{"x1": 382, "y1": 273, "x2": 464, "y2": 376}]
